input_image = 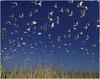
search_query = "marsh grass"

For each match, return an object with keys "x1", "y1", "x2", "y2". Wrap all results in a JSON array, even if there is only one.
[{"x1": 1, "y1": 64, "x2": 99, "y2": 78}]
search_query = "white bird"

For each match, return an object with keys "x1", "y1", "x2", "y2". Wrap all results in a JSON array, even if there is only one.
[
  {"x1": 66, "y1": 9, "x2": 69, "y2": 13},
  {"x1": 10, "y1": 32, "x2": 14, "y2": 35},
  {"x1": 97, "y1": 25, "x2": 100, "y2": 28},
  {"x1": 35, "y1": 1, "x2": 42, "y2": 7},
  {"x1": 27, "y1": 27, "x2": 31, "y2": 32},
  {"x1": 68, "y1": 29, "x2": 71, "y2": 33},
  {"x1": 57, "y1": 38, "x2": 61, "y2": 42},
  {"x1": 11, "y1": 2, "x2": 18, "y2": 8},
  {"x1": 58, "y1": 46, "x2": 61, "y2": 49},
  {"x1": 75, "y1": 34, "x2": 79, "y2": 40},
  {"x1": 48, "y1": 34, "x2": 51, "y2": 37},
  {"x1": 29, "y1": 11, "x2": 33, "y2": 17},
  {"x1": 17, "y1": 42, "x2": 21, "y2": 47},
  {"x1": 22, "y1": 42, "x2": 26, "y2": 45},
  {"x1": 86, "y1": 23, "x2": 90, "y2": 26},
  {"x1": 81, "y1": 47, "x2": 84, "y2": 50},
  {"x1": 48, "y1": 15, "x2": 53, "y2": 21},
  {"x1": 68, "y1": 11, "x2": 73, "y2": 16},
  {"x1": 73, "y1": 21, "x2": 78, "y2": 26},
  {"x1": 54, "y1": 3, "x2": 57, "y2": 8},
  {"x1": 66, "y1": 9, "x2": 73, "y2": 16},
  {"x1": 58, "y1": 36, "x2": 61, "y2": 39},
  {"x1": 38, "y1": 32, "x2": 42, "y2": 35},
  {"x1": 20, "y1": 37, "x2": 23, "y2": 40},
  {"x1": 19, "y1": 13, "x2": 24, "y2": 18},
  {"x1": 38, "y1": 1, "x2": 42, "y2": 6},
  {"x1": 9, "y1": 14, "x2": 14, "y2": 18},
  {"x1": 51, "y1": 23, "x2": 55, "y2": 28},
  {"x1": 31, "y1": 20, "x2": 37, "y2": 25},
  {"x1": 64, "y1": 43, "x2": 67, "y2": 46},
  {"x1": 65, "y1": 48, "x2": 69, "y2": 53},
  {"x1": 24, "y1": 31, "x2": 27, "y2": 34},
  {"x1": 77, "y1": 1, "x2": 83, "y2": 8},
  {"x1": 73, "y1": 27, "x2": 77, "y2": 30},
  {"x1": 80, "y1": 6, "x2": 88, "y2": 18},
  {"x1": 63, "y1": 35, "x2": 67, "y2": 39},
  {"x1": 79, "y1": 2, "x2": 83, "y2": 6},
  {"x1": 80, "y1": 10, "x2": 86, "y2": 17},
  {"x1": 77, "y1": 2, "x2": 88, "y2": 18},
  {"x1": 56, "y1": 16, "x2": 60, "y2": 24},
  {"x1": 85, "y1": 35, "x2": 89, "y2": 41},
  {"x1": 49, "y1": 11, "x2": 53, "y2": 16},
  {"x1": 5, "y1": 21, "x2": 11, "y2": 25},
  {"x1": 84, "y1": 23, "x2": 90, "y2": 30},
  {"x1": 80, "y1": 32, "x2": 83, "y2": 35},
  {"x1": 59, "y1": 7, "x2": 64, "y2": 13},
  {"x1": 34, "y1": 9, "x2": 39, "y2": 13}
]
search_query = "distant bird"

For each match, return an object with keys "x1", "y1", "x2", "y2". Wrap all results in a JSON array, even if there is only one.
[
  {"x1": 5, "y1": 21, "x2": 11, "y2": 25},
  {"x1": 31, "y1": 20, "x2": 37, "y2": 25},
  {"x1": 11, "y1": 2, "x2": 18, "y2": 8},
  {"x1": 49, "y1": 11, "x2": 53, "y2": 16},
  {"x1": 19, "y1": 13, "x2": 24, "y2": 18},
  {"x1": 54, "y1": 3, "x2": 57, "y2": 8},
  {"x1": 59, "y1": 7, "x2": 64, "y2": 13},
  {"x1": 34, "y1": 1, "x2": 42, "y2": 7},
  {"x1": 97, "y1": 25, "x2": 100, "y2": 28},
  {"x1": 73, "y1": 21, "x2": 78, "y2": 26},
  {"x1": 51, "y1": 23, "x2": 55, "y2": 28},
  {"x1": 75, "y1": 34, "x2": 79, "y2": 40},
  {"x1": 85, "y1": 35, "x2": 89, "y2": 41}
]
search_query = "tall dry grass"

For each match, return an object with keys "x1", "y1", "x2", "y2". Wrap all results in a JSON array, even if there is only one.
[{"x1": 1, "y1": 64, "x2": 99, "y2": 78}]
